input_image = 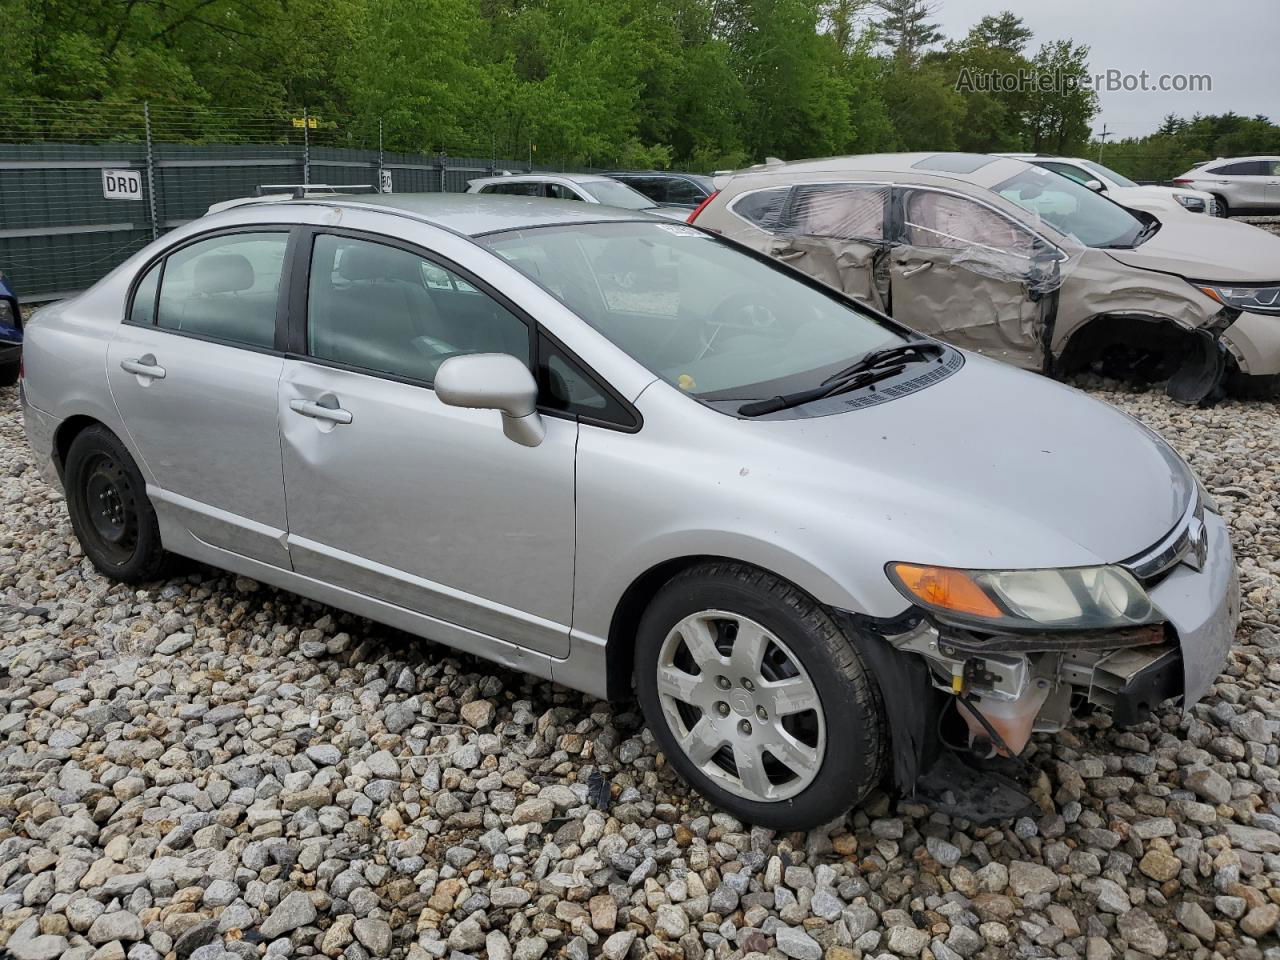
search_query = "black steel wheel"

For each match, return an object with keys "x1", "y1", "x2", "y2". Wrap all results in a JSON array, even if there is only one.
[{"x1": 64, "y1": 425, "x2": 171, "y2": 582}]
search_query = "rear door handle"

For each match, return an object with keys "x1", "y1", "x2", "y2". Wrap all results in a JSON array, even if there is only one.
[
  {"x1": 901, "y1": 261, "x2": 933, "y2": 279},
  {"x1": 289, "y1": 398, "x2": 352, "y2": 425},
  {"x1": 120, "y1": 355, "x2": 166, "y2": 379}
]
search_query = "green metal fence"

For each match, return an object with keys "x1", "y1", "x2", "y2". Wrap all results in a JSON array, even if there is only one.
[{"x1": 0, "y1": 100, "x2": 586, "y2": 301}]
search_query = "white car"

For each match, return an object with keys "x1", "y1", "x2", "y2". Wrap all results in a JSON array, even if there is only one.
[
  {"x1": 466, "y1": 173, "x2": 687, "y2": 219},
  {"x1": 1000, "y1": 154, "x2": 1218, "y2": 218},
  {"x1": 1174, "y1": 156, "x2": 1280, "y2": 219}
]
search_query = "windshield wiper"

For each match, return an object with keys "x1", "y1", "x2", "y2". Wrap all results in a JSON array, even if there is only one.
[
  {"x1": 1133, "y1": 219, "x2": 1160, "y2": 246},
  {"x1": 819, "y1": 340, "x2": 944, "y2": 385},
  {"x1": 737, "y1": 340, "x2": 944, "y2": 417}
]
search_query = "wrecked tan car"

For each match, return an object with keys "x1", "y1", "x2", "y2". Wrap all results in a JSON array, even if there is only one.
[{"x1": 690, "y1": 153, "x2": 1280, "y2": 402}]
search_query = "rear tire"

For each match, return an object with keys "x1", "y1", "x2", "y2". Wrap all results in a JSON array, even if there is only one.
[
  {"x1": 634, "y1": 561, "x2": 886, "y2": 830},
  {"x1": 64, "y1": 425, "x2": 172, "y2": 582},
  {"x1": 0, "y1": 359, "x2": 17, "y2": 387}
]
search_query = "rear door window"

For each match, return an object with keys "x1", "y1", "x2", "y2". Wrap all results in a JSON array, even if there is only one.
[
  {"x1": 129, "y1": 260, "x2": 161, "y2": 325},
  {"x1": 664, "y1": 178, "x2": 708, "y2": 206},
  {"x1": 156, "y1": 232, "x2": 287, "y2": 348},
  {"x1": 546, "y1": 183, "x2": 585, "y2": 201},
  {"x1": 788, "y1": 184, "x2": 888, "y2": 241}
]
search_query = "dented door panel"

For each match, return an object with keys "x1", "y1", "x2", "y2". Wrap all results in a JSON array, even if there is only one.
[
  {"x1": 767, "y1": 234, "x2": 887, "y2": 310},
  {"x1": 888, "y1": 246, "x2": 1046, "y2": 369},
  {"x1": 764, "y1": 182, "x2": 892, "y2": 309}
]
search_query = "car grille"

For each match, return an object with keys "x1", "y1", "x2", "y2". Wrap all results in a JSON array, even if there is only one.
[{"x1": 1122, "y1": 491, "x2": 1207, "y2": 586}]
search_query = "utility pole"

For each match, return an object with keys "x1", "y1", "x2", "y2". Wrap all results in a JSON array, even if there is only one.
[{"x1": 1096, "y1": 123, "x2": 1111, "y2": 163}]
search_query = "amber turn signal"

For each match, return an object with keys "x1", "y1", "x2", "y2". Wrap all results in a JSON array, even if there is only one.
[{"x1": 887, "y1": 563, "x2": 1004, "y2": 619}]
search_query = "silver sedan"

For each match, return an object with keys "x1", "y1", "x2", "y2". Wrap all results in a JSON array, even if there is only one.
[{"x1": 20, "y1": 193, "x2": 1239, "y2": 828}]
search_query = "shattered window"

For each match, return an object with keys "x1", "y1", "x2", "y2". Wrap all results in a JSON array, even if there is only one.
[
  {"x1": 729, "y1": 187, "x2": 789, "y2": 232},
  {"x1": 903, "y1": 190, "x2": 1034, "y2": 258},
  {"x1": 790, "y1": 184, "x2": 887, "y2": 241}
]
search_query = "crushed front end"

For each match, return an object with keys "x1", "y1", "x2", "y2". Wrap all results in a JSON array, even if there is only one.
[{"x1": 845, "y1": 486, "x2": 1239, "y2": 821}]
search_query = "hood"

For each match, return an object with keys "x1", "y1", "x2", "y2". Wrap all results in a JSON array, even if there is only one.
[
  {"x1": 1105, "y1": 215, "x2": 1280, "y2": 282},
  {"x1": 747, "y1": 355, "x2": 1194, "y2": 571},
  {"x1": 1115, "y1": 185, "x2": 1210, "y2": 203}
]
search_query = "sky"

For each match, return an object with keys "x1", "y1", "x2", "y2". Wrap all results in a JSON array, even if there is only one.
[{"x1": 932, "y1": 0, "x2": 1280, "y2": 138}]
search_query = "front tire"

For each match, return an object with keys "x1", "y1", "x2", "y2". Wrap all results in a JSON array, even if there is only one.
[
  {"x1": 64, "y1": 425, "x2": 171, "y2": 582},
  {"x1": 1214, "y1": 195, "x2": 1230, "y2": 218},
  {"x1": 634, "y1": 562, "x2": 886, "y2": 830}
]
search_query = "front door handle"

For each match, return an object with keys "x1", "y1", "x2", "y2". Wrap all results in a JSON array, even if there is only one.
[
  {"x1": 901, "y1": 261, "x2": 934, "y2": 279},
  {"x1": 120, "y1": 355, "x2": 166, "y2": 379},
  {"x1": 289, "y1": 398, "x2": 352, "y2": 425}
]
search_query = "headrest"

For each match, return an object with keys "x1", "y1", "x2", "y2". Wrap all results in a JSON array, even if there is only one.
[
  {"x1": 336, "y1": 243, "x2": 422, "y2": 284},
  {"x1": 194, "y1": 254, "x2": 254, "y2": 294}
]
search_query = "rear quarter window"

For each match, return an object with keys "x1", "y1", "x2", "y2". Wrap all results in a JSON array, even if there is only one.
[{"x1": 729, "y1": 187, "x2": 790, "y2": 232}]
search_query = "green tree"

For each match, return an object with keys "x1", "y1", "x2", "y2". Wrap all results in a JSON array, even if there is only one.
[
  {"x1": 966, "y1": 11, "x2": 1032, "y2": 54},
  {"x1": 873, "y1": 0, "x2": 943, "y2": 64},
  {"x1": 880, "y1": 58, "x2": 963, "y2": 150},
  {"x1": 1025, "y1": 40, "x2": 1097, "y2": 154},
  {"x1": 934, "y1": 12, "x2": 1034, "y2": 151}
]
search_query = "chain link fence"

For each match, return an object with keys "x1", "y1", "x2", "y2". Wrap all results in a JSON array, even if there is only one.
[{"x1": 0, "y1": 100, "x2": 590, "y2": 301}]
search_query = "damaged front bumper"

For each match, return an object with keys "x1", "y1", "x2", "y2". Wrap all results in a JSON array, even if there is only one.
[
  {"x1": 1222, "y1": 308, "x2": 1280, "y2": 377},
  {"x1": 846, "y1": 509, "x2": 1239, "y2": 813}
]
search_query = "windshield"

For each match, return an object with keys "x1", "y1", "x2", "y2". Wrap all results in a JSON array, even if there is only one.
[
  {"x1": 479, "y1": 222, "x2": 901, "y2": 399},
  {"x1": 582, "y1": 180, "x2": 657, "y2": 210},
  {"x1": 994, "y1": 167, "x2": 1146, "y2": 248},
  {"x1": 1082, "y1": 159, "x2": 1139, "y2": 189}
]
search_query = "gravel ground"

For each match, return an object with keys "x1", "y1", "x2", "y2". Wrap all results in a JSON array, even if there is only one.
[{"x1": 0, "y1": 380, "x2": 1277, "y2": 960}]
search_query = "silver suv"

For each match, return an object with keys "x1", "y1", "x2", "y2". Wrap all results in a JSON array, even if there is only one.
[
  {"x1": 1174, "y1": 156, "x2": 1280, "y2": 218},
  {"x1": 21, "y1": 193, "x2": 1238, "y2": 828}
]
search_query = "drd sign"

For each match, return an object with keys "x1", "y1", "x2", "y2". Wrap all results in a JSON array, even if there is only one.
[{"x1": 102, "y1": 169, "x2": 143, "y2": 200}]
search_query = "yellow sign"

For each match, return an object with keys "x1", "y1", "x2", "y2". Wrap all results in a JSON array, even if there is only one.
[{"x1": 291, "y1": 117, "x2": 319, "y2": 129}]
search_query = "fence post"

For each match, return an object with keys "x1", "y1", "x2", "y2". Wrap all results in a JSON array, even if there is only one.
[
  {"x1": 377, "y1": 118, "x2": 385, "y2": 193},
  {"x1": 302, "y1": 107, "x2": 310, "y2": 186},
  {"x1": 143, "y1": 102, "x2": 158, "y2": 240}
]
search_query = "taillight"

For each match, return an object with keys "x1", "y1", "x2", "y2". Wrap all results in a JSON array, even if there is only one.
[
  {"x1": 1172, "y1": 178, "x2": 1193, "y2": 185},
  {"x1": 687, "y1": 190, "x2": 719, "y2": 224}
]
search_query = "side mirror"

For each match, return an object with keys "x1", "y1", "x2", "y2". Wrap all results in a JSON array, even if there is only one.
[
  {"x1": 435, "y1": 353, "x2": 545, "y2": 447},
  {"x1": 1084, "y1": 178, "x2": 1106, "y2": 193}
]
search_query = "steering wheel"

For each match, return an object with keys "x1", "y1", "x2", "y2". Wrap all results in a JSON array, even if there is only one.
[{"x1": 710, "y1": 291, "x2": 785, "y2": 334}]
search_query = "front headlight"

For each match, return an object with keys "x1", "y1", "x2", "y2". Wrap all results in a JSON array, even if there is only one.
[
  {"x1": 1195, "y1": 283, "x2": 1280, "y2": 314},
  {"x1": 1174, "y1": 195, "x2": 1204, "y2": 211},
  {"x1": 886, "y1": 562, "x2": 1158, "y2": 632}
]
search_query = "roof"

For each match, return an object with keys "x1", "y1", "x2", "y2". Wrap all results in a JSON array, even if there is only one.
[
  {"x1": 224, "y1": 192, "x2": 660, "y2": 237},
  {"x1": 1201, "y1": 155, "x2": 1280, "y2": 164},
  {"x1": 467, "y1": 172, "x2": 614, "y2": 186},
  {"x1": 717, "y1": 152, "x2": 1034, "y2": 190},
  {"x1": 610, "y1": 170, "x2": 715, "y2": 182}
]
